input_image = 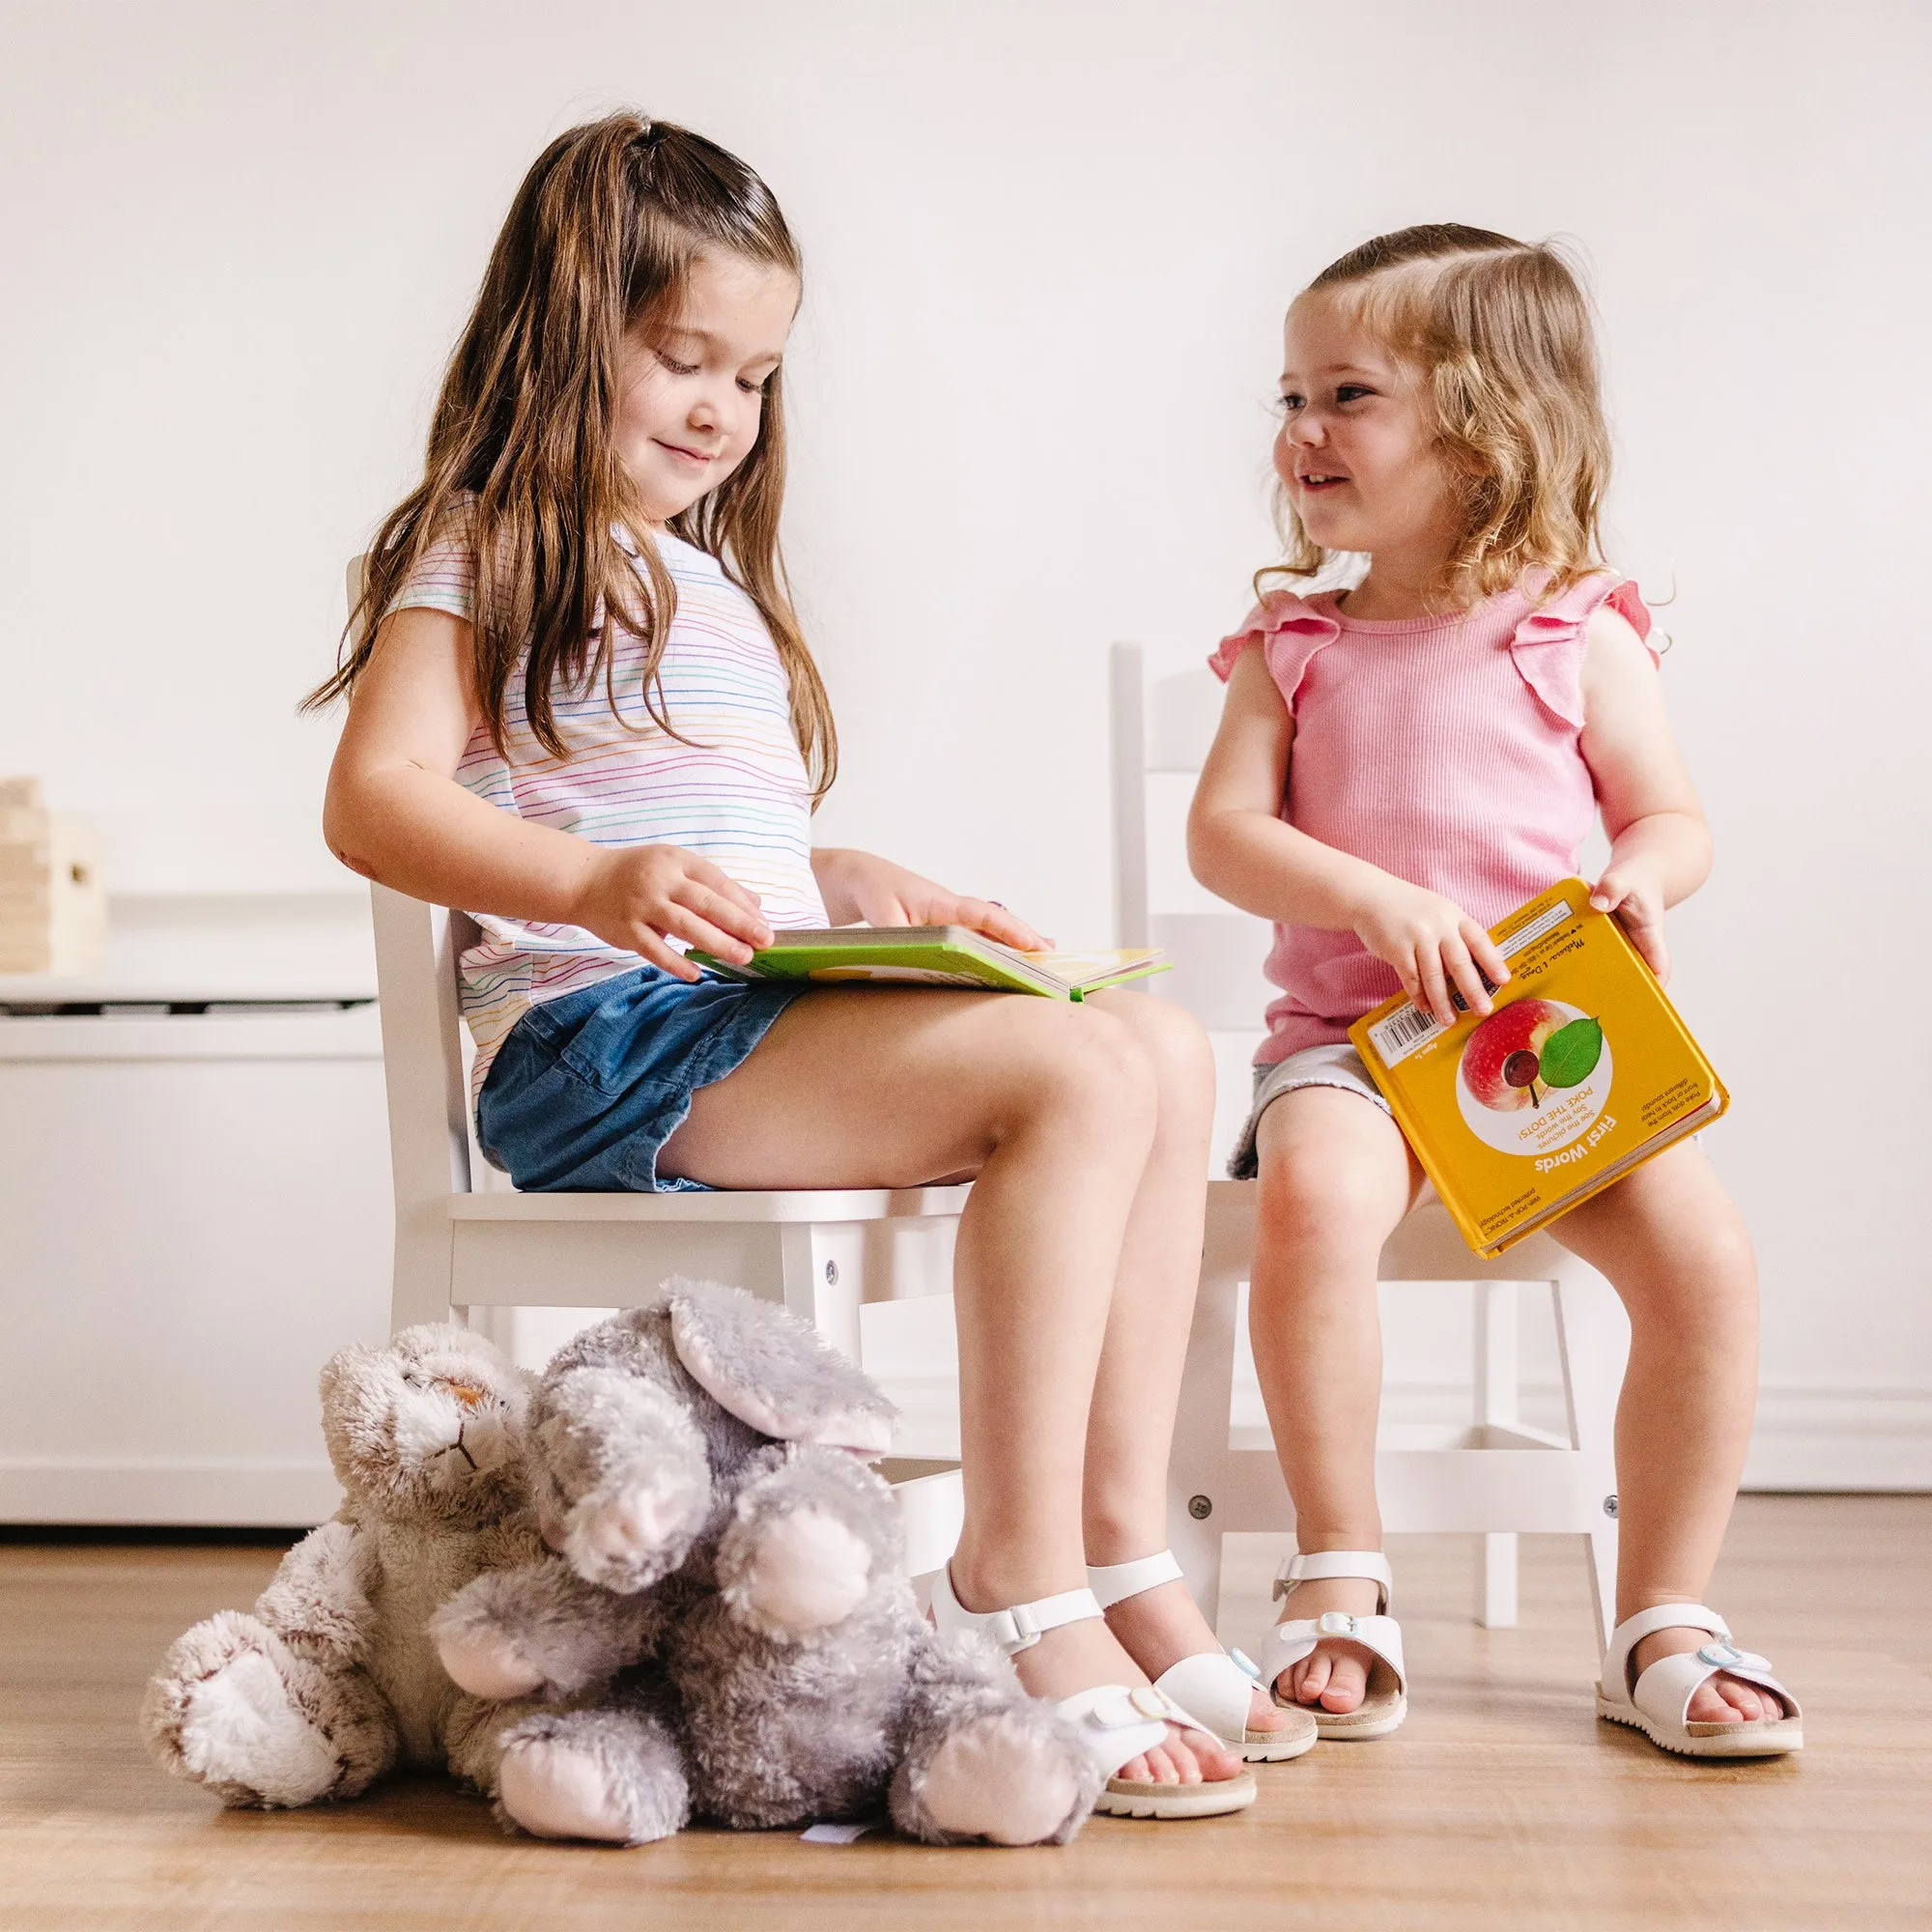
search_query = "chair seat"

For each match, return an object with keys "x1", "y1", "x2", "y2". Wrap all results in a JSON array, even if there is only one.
[{"x1": 445, "y1": 1183, "x2": 972, "y2": 1224}]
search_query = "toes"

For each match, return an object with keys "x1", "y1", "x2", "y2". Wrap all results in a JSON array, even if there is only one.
[
  {"x1": 1179, "y1": 1726, "x2": 1239, "y2": 1782},
  {"x1": 1294, "y1": 1653, "x2": 1332, "y2": 1706},
  {"x1": 1321, "y1": 1655, "x2": 1368, "y2": 1714},
  {"x1": 1118, "y1": 1751, "x2": 1153, "y2": 1784},
  {"x1": 1247, "y1": 1686, "x2": 1289, "y2": 1732}
]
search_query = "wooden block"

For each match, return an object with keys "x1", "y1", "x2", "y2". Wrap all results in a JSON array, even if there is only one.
[{"x1": 0, "y1": 783, "x2": 106, "y2": 975}]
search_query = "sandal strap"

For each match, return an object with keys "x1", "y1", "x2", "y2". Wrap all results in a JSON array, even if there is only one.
[
  {"x1": 1087, "y1": 1549, "x2": 1184, "y2": 1609},
  {"x1": 1251, "y1": 1610, "x2": 1407, "y2": 1694},
  {"x1": 1057, "y1": 1683, "x2": 1208, "y2": 1781},
  {"x1": 1274, "y1": 1549, "x2": 1393, "y2": 1613},
  {"x1": 929, "y1": 1567, "x2": 1104, "y2": 1656},
  {"x1": 1604, "y1": 1602, "x2": 1726, "y2": 1700}
]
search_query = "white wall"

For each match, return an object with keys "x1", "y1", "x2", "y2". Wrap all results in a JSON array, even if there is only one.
[{"x1": 3, "y1": 0, "x2": 1926, "y2": 1483}]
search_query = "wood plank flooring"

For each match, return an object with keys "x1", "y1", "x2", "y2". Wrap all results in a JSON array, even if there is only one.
[{"x1": 4, "y1": 1496, "x2": 1928, "y2": 1930}]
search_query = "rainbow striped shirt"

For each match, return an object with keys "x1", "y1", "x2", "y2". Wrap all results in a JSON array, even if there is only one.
[{"x1": 392, "y1": 528, "x2": 828, "y2": 1111}]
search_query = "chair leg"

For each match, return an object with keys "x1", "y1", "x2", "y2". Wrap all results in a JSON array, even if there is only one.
[
  {"x1": 1552, "y1": 1264, "x2": 1629, "y2": 1661},
  {"x1": 779, "y1": 1222, "x2": 867, "y2": 1363},
  {"x1": 1473, "y1": 1281, "x2": 1520, "y2": 1629},
  {"x1": 389, "y1": 1212, "x2": 456, "y2": 1334},
  {"x1": 1170, "y1": 1232, "x2": 1245, "y2": 1634}
]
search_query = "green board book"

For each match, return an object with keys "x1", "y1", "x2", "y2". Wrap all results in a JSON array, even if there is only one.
[{"x1": 689, "y1": 927, "x2": 1169, "y2": 1001}]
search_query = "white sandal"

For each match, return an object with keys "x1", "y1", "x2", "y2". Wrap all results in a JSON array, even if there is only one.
[
  {"x1": 1596, "y1": 1604, "x2": 1803, "y2": 1758},
  {"x1": 1088, "y1": 1552, "x2": 1316, "y2": 1763},
  {"x1": 929, "y1": 1567, "x2": 1258, "y2": 1819},
  {"x1": 1248, "y1": 1550, "x2": 1407, "y2": 1741}
]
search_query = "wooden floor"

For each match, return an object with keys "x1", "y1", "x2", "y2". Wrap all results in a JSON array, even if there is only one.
[{"x1": 4, "y1": 1496, "x2": 1929, "y2": 1931}]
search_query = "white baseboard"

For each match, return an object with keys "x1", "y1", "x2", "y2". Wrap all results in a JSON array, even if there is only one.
[{"x1": 0, "y1": 1459, "x2": 340, "y2": 1526}]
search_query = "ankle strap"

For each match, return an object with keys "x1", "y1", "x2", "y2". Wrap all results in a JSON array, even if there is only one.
[
  {"x1": 930, "y1": 1568, "x2": 1104, "y2": 1656},
  {"x1": 1087, "y1": 1549, "x2": 1183, "y2": 1610},
  {"x1": 1275, "y1": 1549, "x2": 1392, "y2": 1613}
]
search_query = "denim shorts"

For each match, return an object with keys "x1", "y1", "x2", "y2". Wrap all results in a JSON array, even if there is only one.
[
  {"x1": 475, "y1": 966, "x2": 804, "y2": 1192},
  {"x1": 1226, "y1": 1041, "x2": 1393, "y2": 1179}
]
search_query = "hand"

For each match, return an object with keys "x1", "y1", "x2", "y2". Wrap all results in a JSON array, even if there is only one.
[
  {"x1": 1350, "y1": 876, "x2": 1510, "y2": 1029},
  {"x1": 568, "y1": 843, "x2": 773, "y2": 981},
  {"x1": 1590, "y1": 861, "x2": 1670, "y2": 982},
  {"x1": 813, "y1": 848, "x2": 1049, "y2": 950}
]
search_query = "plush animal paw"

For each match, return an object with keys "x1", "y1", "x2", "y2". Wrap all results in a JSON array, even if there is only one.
[
  {"x1": 141, "y1": 1610, "x2": 393, "y2": 1808},
  {"x1": 494, "y1": 1702, "x2": 691, "y2": 1845},
  {"x1": 721, "y1": 1507, "x2": 874, "y2": 1638},
  {"x1": 434, "y1": 1622, "x2": 546, "y2": 1701},
  {"x1": 917, "y1": 1711, "x2": 1089, "y2": 1845}
]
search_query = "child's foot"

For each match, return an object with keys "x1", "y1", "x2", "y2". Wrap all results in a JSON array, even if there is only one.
[
  {"x1": 1269, "y1": 1576, "x2": 1383, "y2": 1713},
  {"x1": 1100, "y1": 1575, "x2": 1296, "y2": 1743},
  {"x1": 1629, "y1": 1623, "x2": 1788, "y2": 1722},
  {"x1": 997, "y1": 1608, "x2": 1246, "y2": 1788}
]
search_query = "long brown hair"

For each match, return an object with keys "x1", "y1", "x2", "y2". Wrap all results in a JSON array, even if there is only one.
[
  {"x1": 1263, "y1": 223, "x2": 1611, "y2": 607},
  {"x1": 304, "y1": 112, "x2": 837, "y2": 799}
]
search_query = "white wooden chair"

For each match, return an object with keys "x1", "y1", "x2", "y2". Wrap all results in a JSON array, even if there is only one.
[
  {"x1": 1110, "y1": 642, "x2": 1625, "y2": 1654},
  {"x1": 367, "y1": 885, "x2": 971, "y2": 1577}
]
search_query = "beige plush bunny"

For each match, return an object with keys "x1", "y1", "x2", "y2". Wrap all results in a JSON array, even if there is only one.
[{"x1": 142, "y1": 1321, "x2": 685, "y2": 1835}]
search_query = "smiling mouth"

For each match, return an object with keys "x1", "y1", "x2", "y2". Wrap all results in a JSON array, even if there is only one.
[
  {"x1": 655, "y1": 440, "x2": 715, "y2": 466},
  {"x1": 1298, "y1": 472, "x2": 1349, "y2": 490}
]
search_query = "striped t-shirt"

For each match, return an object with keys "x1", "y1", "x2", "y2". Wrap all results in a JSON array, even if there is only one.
[{"x1": 391, "y1": 526, "x2": 828, "y2": 1110}]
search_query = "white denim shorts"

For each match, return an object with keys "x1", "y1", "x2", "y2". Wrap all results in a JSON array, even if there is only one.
[{"x1": 1226, "y1": 1041, "x2": 1392, "y2": 1179}]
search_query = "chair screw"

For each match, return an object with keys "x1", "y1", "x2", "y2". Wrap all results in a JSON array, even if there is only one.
[
  {"x1": 1604, "y1": 1492, "x2": 1619, "y2": 1518},
  {"x1": 1188, "y1": 1494, "x2": 1213, "y2": 1520},
  {"x1": 824, "y1": 1260, "x2": 839, "y2": 1287}
]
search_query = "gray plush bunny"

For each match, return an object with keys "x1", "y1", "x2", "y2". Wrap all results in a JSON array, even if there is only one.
[
  {"x1": 433, "y1": 1280, "x2": 1103, "y2": 1846},
  {"x1": 143, "y1": 1322, "x2": 687, "y2": 1840}
]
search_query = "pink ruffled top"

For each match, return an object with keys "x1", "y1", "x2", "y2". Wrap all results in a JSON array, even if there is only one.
[{"x1": 1207, "y1": 573, "x2": 1654, "y2": 1065}]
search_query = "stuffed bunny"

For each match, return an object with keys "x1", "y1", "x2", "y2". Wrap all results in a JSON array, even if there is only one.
[
  {"x1": 142, "y1": 1322, "x2": 687, "y2": 1839},
  {"x1": 433, "y1": 1281, "x2": 1103, "y2": 1846}
]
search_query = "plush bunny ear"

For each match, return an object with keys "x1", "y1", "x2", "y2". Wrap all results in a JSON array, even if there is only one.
[{"x1": 665, "y1": 1278, "x2": 895, "y2": 1457}]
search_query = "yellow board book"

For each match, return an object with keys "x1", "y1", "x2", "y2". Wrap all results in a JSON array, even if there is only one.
[{"x1": 1349, "y1": 879, "x2": 1728, "y2": 1257}]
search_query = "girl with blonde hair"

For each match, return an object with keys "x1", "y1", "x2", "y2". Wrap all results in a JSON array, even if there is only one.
[{"x1": 1189, "y1": 224, "x2": 1803, "y2": 1758}]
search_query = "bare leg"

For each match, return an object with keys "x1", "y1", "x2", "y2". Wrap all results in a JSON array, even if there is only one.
[
  {"x1": 659, "y1": 987, "x2": 1240, "y2": 1785},
  {"x1": 1550, "y1": 1141, "x2": 1779, "y2": 1722},
  {"x1": 1246, "y1": 1088, "x2": 1420, "y2": 1713},
  {"x1": 1077, "y1": 992, "x2": 1290, "y2": 1739}
]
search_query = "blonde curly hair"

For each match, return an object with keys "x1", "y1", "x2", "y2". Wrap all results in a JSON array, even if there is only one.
[{"x1": 1264, "y1": 223, "x2": 1611, "y2": 607}]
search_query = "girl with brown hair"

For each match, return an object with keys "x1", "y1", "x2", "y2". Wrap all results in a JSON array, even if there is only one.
[
  {"x1": 316, "y1": 112, "x2": 1293, "y2": 1833},
  {"x1": 1189, "y1": 225, "x2": 1803, "y2": 1758}
]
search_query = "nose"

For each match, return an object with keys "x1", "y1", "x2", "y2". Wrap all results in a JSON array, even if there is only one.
[{"x1": 1285, "y1": 405, "x2": 1326, "y2": 448}]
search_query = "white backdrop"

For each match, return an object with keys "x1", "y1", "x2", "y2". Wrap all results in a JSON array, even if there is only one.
[{"x1": 2, "y1": 0, "x2": 1927, "y2": 1483}]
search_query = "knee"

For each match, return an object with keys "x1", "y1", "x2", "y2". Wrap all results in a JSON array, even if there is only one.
[
  {"x1": 1000, "y1": 1005, "x2": 1158, "y2": 1153},
  {"x1": 1624, "y1": 1213, "x2": 1758, "y2": 1337},
  {"x1": 1255, "y1": 1139, "x2": 1398, "y2": 1260},
  {"x1": 1113, "y1": 994, "x2": 1215, "y2": 1139}
]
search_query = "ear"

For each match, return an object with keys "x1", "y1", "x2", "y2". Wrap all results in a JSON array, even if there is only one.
[{"x1": 666, "y1": 1278, "x2": 895, "y2": 1457}]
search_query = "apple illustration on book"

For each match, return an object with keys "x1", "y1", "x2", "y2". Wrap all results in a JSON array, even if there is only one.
[{"x1": 1461, "y1": 999, "x2": 1605, "y2": 1112}]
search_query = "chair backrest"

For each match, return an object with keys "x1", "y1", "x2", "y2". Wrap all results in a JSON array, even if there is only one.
[
  {"x1": 370, "y1": 884, "x2": 483, "y2": 1206},
  {"x1": 1108, "y1": 642, "x2": 1274, "y2": 1030},
  {"x1": 344, "y1": 553, "x2": 488, "y2": 1209}
]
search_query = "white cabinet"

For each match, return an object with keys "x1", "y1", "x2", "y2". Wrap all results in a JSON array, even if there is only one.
[{"x1": 0, "y1": 988, "x2": 393, "y2": 1525}]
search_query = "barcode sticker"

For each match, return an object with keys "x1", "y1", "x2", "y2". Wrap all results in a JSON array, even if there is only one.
[{"x1": 1367, "y1": 1001, "x2": 1443, "y2": 1067}]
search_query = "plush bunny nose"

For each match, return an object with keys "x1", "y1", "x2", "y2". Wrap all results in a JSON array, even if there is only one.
[{"x1": 438, "y1": 1379, "x2": 486, "y2": 1408}]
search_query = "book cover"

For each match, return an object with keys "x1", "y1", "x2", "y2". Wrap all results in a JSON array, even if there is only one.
[
  {"x1": 1348, "y1": 879, "x2": 1727, "y2": 1257},
  {"x1": 690, "y1": 926, "x2": 1169, "y2": 1000}
]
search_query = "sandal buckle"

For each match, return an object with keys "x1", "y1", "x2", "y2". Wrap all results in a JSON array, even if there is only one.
[
  {"x1": 1697, "y1": 1640, "x2": 1744, "y2": 1668},
  {"x1": 1317, "y1": 1610, "x2": 1360, "y2": 1638}
]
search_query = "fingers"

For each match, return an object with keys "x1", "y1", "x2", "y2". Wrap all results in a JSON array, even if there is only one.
[
  {"x1": 1414, "y1": 943, "x2": 1456, "y2": 1030},
  {"x1": 1441, "y1": 931, "x2": 1494, "y2": 1018},
  {"x1": 1463, "y1": 921, "x2": 1511, "y2": 995},
  {"x1": 955, "y1": 898, "x2": 1047, "y2": 951},
  {"x1": 629, "y1": 926, "x2": 702, "y2": 982},
  {"x1": 654, "y1": 900, "x2": 766, "y2": 967},
  {"x1": 679, "y1": 871, "x2": 772, "y2": 950}
]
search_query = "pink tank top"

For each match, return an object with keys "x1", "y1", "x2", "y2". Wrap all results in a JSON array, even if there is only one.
[{"x1": 1208, "y1": 573, "x2": 1654, "y2": 1065}]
